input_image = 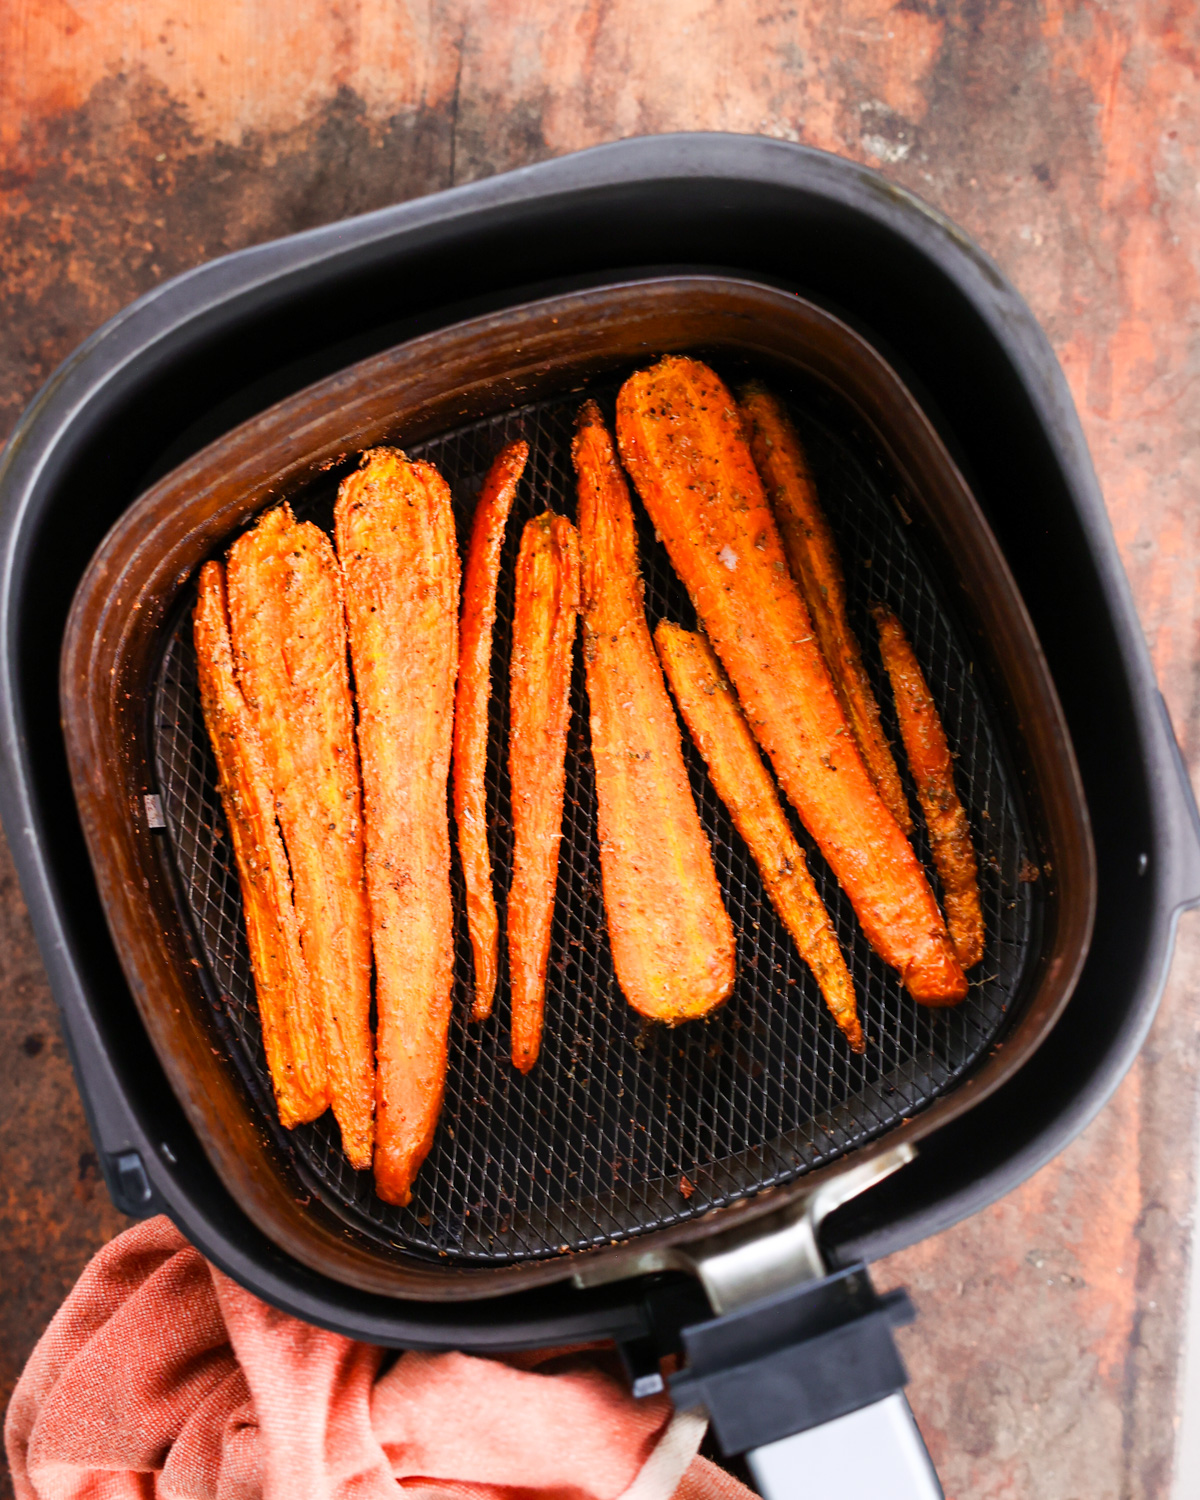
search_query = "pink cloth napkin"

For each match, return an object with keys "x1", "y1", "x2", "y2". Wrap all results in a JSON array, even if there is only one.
[{"x1": 5, "y1": 1217, "x2": 753, "y2": 1500}]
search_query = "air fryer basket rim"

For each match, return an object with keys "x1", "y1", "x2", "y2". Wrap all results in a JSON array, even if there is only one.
[
  {"x1": 1, "y1": 135, "x2": 1197, "y2": 1346},
  {"x1": 61, "y1": 274, "x2": 1094, "y2": 1301}
]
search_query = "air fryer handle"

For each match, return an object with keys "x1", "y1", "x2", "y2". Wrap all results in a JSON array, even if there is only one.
[
  {"x1": 1156, "y1": 691, "x2": 1200, "y2": 912},
  {"x1": 746, "y1": 1392, "x2": 943, "y2": 1500},
  {"x1": 668, "y1": 1265, "x2": 942, "y2": 1499},
  {"x1": 47, "y1": 962, "x2": 166, "y2": 1219}
]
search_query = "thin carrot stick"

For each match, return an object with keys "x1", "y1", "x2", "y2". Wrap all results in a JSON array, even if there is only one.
[
  {"x1": 454, "y1": 441, "x2": 529, "y2": 1020},
  {"x1": 872, "y1": 605, "x2": 985, "y2": 970},
  {"x1": 656, "y1": 623, "x2": 863, "y2": 1050},
  {"x1": 507, "y1": 511, "x2": 580, "y2": 1071},
  {"x1": 741, "y1": 387, "x2": 912, "y2": 833}
]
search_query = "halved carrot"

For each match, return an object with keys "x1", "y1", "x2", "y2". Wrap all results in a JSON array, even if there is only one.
[
  {"x1": 226, "y1": 505, "x2": 375, "y2": 1169},
  {"x1": 336, "y1": 449, "x2": 460, "y2": 1207},
  {"x1": 507, "y1": 511, "x2": 581, "y2": 1071},
  {"x1": 454, "y1": 440, "x2": 529, "y2": 1021},
  {"x1": 573, "y1": 400, "x2": 736, "y2": 1023},
  {"x1": 193, "y1": 560, "x2": 328, "y2": 1128},
  {"x1": 872, "y1": 606, "x2": 985, "y2": 970},
  {"x1": 741, "y1": 387, "x2": 912, "y2": 834},
  {"x1": 616, "y1": 357, "x2": 965, "y2": 1006},
  {"x1": 655, "y1": 622, "x2": 863, "y2": 1051}
]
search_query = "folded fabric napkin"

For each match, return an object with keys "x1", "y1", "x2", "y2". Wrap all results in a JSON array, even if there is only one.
[{"x1": 5, "y1": 1216, "x2": 752, "y2": 1500}]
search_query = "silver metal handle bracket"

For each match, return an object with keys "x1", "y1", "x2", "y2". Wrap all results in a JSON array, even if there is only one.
[{"x1": 571, "y1": 1141, "x2": 916, "y2": 1312}]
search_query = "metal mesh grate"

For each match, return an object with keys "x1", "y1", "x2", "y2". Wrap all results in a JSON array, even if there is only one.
[{"x1": 152, "y1": 365, "x2": 1037, "y2": 1266}]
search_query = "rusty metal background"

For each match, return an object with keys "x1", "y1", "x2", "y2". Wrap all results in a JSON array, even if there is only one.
[{"x1": 151, "y1": 370, "x2": 1036, "y2": 1266}]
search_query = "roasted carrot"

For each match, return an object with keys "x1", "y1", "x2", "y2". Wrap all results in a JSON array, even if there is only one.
[
  {"x1": 655, "y1": 622, "x2": 863, "y2": 1051},
  {"x1": 616, "y1": 357, "x2": 965, "y2": 1006},
  {"x1": 741, "y1": 387, "x2": 912, "y2": 834},
  {"x1": 454, "y1": 441, "x2": 529, "y2": 1021},
  {"x1": 573, "y1": 400, "x2": 736, "y2": 1023},
  {"x1": 507, "y1": 511, "x2": 581, "y2": 1071},
  {"x1": 226, "y1": 505, "x2": 375, "y2": 1169},
  {"x1": 335, "y1": 449, "x2": 460, "y2": 1206},
  {"x1": 193, "y1": 560, "x2": 328, "y2": 1128},
  {"x1": 872, "y1": 606, "x2": 985, "y2": 970}
]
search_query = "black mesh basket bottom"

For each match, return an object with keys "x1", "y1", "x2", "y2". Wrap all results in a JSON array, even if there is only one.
[{"x1": 152, "y1": 367, "x2": 1037, "y2": 1268}]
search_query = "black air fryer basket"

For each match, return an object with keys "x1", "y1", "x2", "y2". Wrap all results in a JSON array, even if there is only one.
[{"x1": 2, "y1": 137, "x2": 1198, "y2": 1499}]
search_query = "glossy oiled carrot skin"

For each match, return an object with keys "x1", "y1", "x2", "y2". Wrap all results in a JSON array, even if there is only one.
[
  {"x1": 873, "y1": 606, "x2": 985, "y2": 971},
  {"x1": 193, "y1": 561, "x2": 328, "y2": 1128},
  {"x1": 454, "y1": 441, "x2": 529, "y2": 1021},
  {"x1": 616, "y1": 357, "x2": 965, "y2": 1006},
  {"x1": 655, "y1": 622, "x2": 863, "y2": 1051},
  {"x1": 508, "y1": 511, "x2": 581, "y2": 1072},
  {"x1": 226, "y1": 505, "x2": 375, "y2": 1169},
  {"x1": 336, "y1": 449, "x2": 460, "y2": 1206},
  {"x1": 742, "y1": 388, "x2": 912, "y2": 834},
  {"x1": 573, "y1": 401, "x2": 736, "y2": 1023}
]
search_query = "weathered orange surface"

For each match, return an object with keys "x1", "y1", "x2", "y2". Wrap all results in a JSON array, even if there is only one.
[{"x1": 2, "y1": 3, "x2": 1199, "y2": 1495}]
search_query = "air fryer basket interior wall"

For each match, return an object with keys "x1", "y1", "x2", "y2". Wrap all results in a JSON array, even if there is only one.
[
  {"x1": 61, "y1": 278, "x2": 1093, "y2": 1301},
  {"x1": 1, "y1": 135, "x2": 1197, "y2": 1347}
]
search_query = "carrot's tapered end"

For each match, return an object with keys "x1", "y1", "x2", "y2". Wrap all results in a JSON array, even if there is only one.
[
  {"x1": 469, "y1": 946, "x2": 497, "y2": 1020},
  {"x1": 373, "y1": 1170, "x2": 413, "y2": 1209},
  {"x1": 512, "y1": 1042, "x2": 540, "y2": 1075},
  {"x1": 341, "y1": 1131, "x2": 374, "y2": 1174},
  {"x1": 903, "y1": 937, "x2": 969, "y2": 1006}
]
